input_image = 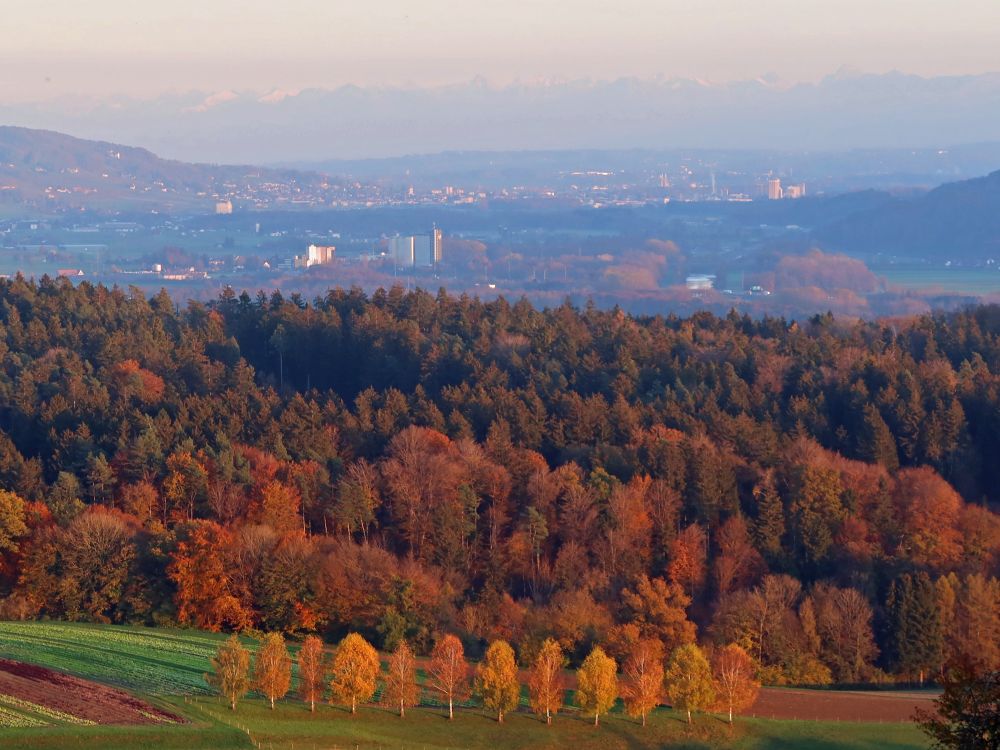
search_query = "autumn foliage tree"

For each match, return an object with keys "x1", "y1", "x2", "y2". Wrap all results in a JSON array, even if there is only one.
[
  {"x1": 476, "y1": 639, "x2": 520, "y2": 723},
  {"x1": 1, "y1": 280, "x2": 1000, "y2": 694},
  {"x1": 0, "y1": 490, "x2": 27, "y2": 590},
  {"x1": 167, "y1": 521, "x2": 251, "y2": 632},
  {"x1": 664, "y1": 643, "x2": 716, "y2": 724},
  {"x1": 0, "y1": 490, "x2": 28, "y2": 555},
  {"x1": 207, "y1": 635, "x2": 250, "y2": 711},
  {"x1": 383, "y1": 640, "x2": 419, "y2": 718},
  {"x1": 576, "y1": 646, "x2": 618, "y2": 727},
  {"x1": 297, "y1": 635, "x2": 327, "y2": 712},
  {"x1": 254, "y1": 632, "x2": 292, "y2": 709},
  {"x1": 712, "y1": 643, "x2": 759, "y2": 724},
  {"x1": 622, "y1": 640, "x2": 664, "y2": 727},
  {"x1": 619, "y1": 576, "x2": 695, "y2": 654},
  {"x1": 330, "y1": 633, "x2": 380, "y2": 714},
  {"x1": 667, "y1": 524, "x2": 707, "y2": 596},
  {"x1": 528, "y1": 637, "x2": 566, "y2": 725},
  {"x1": 427, "y1": 634, "x2": 470, "y2": 720}
]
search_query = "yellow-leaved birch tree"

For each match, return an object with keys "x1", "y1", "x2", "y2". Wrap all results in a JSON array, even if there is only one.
[
  {"x1": 329, "y1": 633, "x2": 380, "y2": 714},
  {"x1": 528, "y1": 637, "x2": 566, "y2": 725},
  {"x1": 576, "y1": 646, "x2": 618, "y2": 727}
]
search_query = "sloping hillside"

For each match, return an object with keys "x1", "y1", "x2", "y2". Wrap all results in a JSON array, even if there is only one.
[
  {"x1": 817, "y1": 169, "x2": 1000, "y2": 260},
  {"x1": 0, "y1": 126, "x2": 326, "y2": 213}
]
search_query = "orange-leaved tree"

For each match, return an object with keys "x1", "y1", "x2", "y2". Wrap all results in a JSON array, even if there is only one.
[
  {"x1": 382, "y1": 640, "x2": 419, "y2": 718},
  {"x1": 622, "y1": 639, "x2": 664, "y2": 727},
  {"x1": 297, "y1": 635, "x2": 327, "y2": 712},
  {"x1": 528, "y1": 637, "x2": 566, "y2": 725},
  {"x1": 329, "y1": 633, "x2": 380, "y2": 714},
  {"x1": 254, "y1": 632, "x2": 291, "y2": 709},
  {"x1": 576, "y1": 646, "x2": 618, "y2": 727},
  {"x1": 712, "y1": 643, "x2": 759, "y2": 724},
  {"x1": 475, "y1": 639, "x2": 520, "y2": 723},
  {"x1": 427, "y1": 633, "x2": 470, "y2": 720},
  {"x1": 167, "y1": 520, "x2": 252, "y2": 632}
]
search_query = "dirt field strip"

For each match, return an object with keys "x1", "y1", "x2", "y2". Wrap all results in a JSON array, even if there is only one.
[
  {"x1": 749, "y1": 686, "x2": 938, "y2": 722},
  {"x1": 504, "y1": 657, "x2": 935, "y2": 724},
  {"x1": 0, "y1": 659, "x2": 184, "y2": 726}
]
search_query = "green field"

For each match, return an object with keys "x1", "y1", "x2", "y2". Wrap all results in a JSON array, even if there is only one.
[
  {"x1": 875, "y1": 265, "x2": 1000, "y2": 295},
  {"x1": 0, "y1": 622, "x2": 930, "y2": 750}
]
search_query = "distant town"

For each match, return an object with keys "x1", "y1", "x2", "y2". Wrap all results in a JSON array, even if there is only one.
[{"x1": 2, "y1": 128, "x2": 1000, "y2": 322}]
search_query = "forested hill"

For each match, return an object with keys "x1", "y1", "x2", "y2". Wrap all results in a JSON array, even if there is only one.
[
  {"x1": 0, "y1": 125, "x2": 324, "y2": 211},
  {"x1": 818, "y1": 168, "x2": 1000, "y2": 260},
  {"x1": 0, "y1": 277, "x2": 998, "y2": 685}
]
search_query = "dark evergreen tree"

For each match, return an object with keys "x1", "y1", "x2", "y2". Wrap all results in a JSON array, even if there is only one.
[
  {"x1": 887, "y1": 573, "x2": 944, "y2": 684},
  {"x1": 857, "y1": 404, "x2": 900, "y2": 471},
  {"x1": 751, "y1": 476, "x2": 786, "y2": 566}
]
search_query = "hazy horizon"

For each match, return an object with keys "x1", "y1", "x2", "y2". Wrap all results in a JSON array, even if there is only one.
[
  {"x1": 6, "y1": 70, "x2": 1000, "y2": 163},
  {"x1": 4, "y1": 0, "x2": 1000, "y2": 102}
]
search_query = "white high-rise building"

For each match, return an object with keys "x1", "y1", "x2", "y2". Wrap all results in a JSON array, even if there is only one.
[
  {"x1": 390, "y1": 229, "x2": 443, "y2": 267},
  {"x1": 294, "y1": 244, "x2": 335, "y2": 268},
  {"x1": 431, "y1": 227, "x2": 443, "y2": 265}
]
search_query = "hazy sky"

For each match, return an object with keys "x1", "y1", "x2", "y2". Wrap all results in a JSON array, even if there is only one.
[{"x1": 4, "y1": 0, "x2": 1000, "y2": 100}]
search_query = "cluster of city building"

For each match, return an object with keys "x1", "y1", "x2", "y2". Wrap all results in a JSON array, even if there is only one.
[
  {"x1": 293, "y1": 244, "x2": 335, "y2": 269},
  {"x1": 766, "y1": 178, "x2": 807, "y2": 200}
]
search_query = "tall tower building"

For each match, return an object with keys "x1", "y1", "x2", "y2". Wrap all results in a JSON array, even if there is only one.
[
  {"x1": 767, "y1": 178, "x2": 783, "y2": 200},
  {"x1": 391, "y1": 228, "x2": 444, "y2": 267},
  {"x1": 431, "y1": 226, "x2": 443, "y2": 265}
]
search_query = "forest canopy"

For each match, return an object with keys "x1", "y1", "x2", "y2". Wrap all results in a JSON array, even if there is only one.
[{"x1": 0, "y1": 275, "x2": 998, "y2": 684}]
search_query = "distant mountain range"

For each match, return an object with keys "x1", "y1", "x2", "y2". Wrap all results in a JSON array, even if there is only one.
[
  {"x1": 3, "y1": 71, "x2": 1000, "y2": 163},
  {"x1": 0, "y1": 126, "x2": 326, "y2": 213}
]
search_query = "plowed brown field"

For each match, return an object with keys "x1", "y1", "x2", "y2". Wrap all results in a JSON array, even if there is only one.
[
  {"x1": 749, "y1": 686, "x2": 937, "y2": 722},
  {"x1": 0, "y1": 659, "x2": 183, "y2": 725}
]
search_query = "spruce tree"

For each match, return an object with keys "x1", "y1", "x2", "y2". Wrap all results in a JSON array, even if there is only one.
[
  {"x1": 751, "y1": 478, "x2": 786, "y2": 565},
  {"x1": 888, "y1": 573, "x2": 943, "y2": 684},
  {"x1": 858, "y1": 404, "x2": 900, "y2": 471}
]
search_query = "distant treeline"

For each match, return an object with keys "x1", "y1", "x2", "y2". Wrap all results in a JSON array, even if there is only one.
[{"x1": 0, "y1": 276, "x2": 997, "y2": 686}]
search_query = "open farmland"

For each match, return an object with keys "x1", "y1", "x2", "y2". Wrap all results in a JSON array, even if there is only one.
[
  {"x1": 874, "y1": 264, "x2": 1000, "y2": 294},
  {"x1": 750, "y1": 687, "x2": 936, "y2": 722},
  {"x1": 0, "y1": 622, "x2": 230, "y2": 695},
  {"x1": 0, "y1": 622, "x2": 932, "y2": 750},
  {"x1": 0, "y1": 659, "x2": 181, "y2": 726}
]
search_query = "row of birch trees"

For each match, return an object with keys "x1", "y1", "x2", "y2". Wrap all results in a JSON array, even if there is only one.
[{"x1": 208, "y1": 631, "x2": 760, "y2": 726}]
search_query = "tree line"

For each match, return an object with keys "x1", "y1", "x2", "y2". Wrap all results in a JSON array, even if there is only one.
[
  {"x1": 208, "y1": 629, "x2": 759, "y2": 727},
  {"x1": 0, "y1": 277, "x2": 997, "y2": 687}
]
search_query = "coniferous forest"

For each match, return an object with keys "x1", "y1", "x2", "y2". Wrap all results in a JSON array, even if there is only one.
[{"x1": 1, "y1": 275, "x2": 999, "y2": 686}]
